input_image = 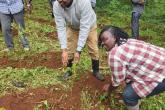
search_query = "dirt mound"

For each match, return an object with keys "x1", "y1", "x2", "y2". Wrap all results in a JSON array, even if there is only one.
[
  {"x1": 61, "y1": 73, "x2": 111, "y2": 109},
  {"x1": 0, "y1": 73, "x2": 113, "y2": 110},
  {"x1": 0, "y1": 52, "x2": 62, "y2": 69},
  {"x1": 0, "y1": 86, "x2": 64, "y2": 110}
]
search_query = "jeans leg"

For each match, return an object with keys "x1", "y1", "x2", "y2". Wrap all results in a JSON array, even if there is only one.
[
  {"x1": 0, "y1": 12, "x2": 14, "y2": 48},
  {"x1": 122, "y1": 84, "x2": 141, "y2": 106},
  {"x1": 131, "y1": 12, "x2": 141, "y2": 39},
  {"x1": 0, "y1": 23, "x2": 1, "y2": 31},
  {"x1": 147, "y1": 79, "x2": 165, "y2": 97},
  {"x1": 13, "y1": 11, "x2": 29, "y2": 48},
  {"x1": 131, "y1": 3, "x2": 144, "y2": 39},
  {"x1": 123, "y1": 79, "x2": 165, "y2": 106}
]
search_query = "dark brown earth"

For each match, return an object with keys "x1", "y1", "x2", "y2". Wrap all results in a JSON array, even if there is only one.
[
  {"x1": 0, "y1": 52, "x2": 62, "y2": 69},
  {"x1": 0, "y1": 73, "x2": 119, "y2": 110},
  {"x1": 45, "y1": 31, "x2": 58, "y2": 40},
  {"x1": 29, "y1": 17, "x2": 55, "y2": 26},
  {"x1": 12, "y1": 28, "x2": 18, "y2": 36}
]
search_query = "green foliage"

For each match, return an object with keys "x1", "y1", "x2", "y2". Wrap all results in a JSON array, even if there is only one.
[
  {"x1": 140, "y1": 93, "x2": 165, "y2": 110},
  {"x1": 0, "y1": 0, "x2": 164, "y2": 109},
  {"x1": 33, "y1": 100, "x2": 52, "y2": 110},
  {"x1": 99, "y1": 106, "x2": 106, "y2": 110},
  {"x1": 99, "y1": 92, "x2": 108, "y2": 102},
  {"x1": 0, "y1": 67, "x2": 66, "y2": 95},
  {"x1": 80, "y1": 91, "x2": 93, "y2": 110},
  {"x1": 96, "y1": 0, "x2": 165, "y2": 48}
]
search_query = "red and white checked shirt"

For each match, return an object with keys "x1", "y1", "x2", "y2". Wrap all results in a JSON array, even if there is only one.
[{"x1": 108, "y1": 39, "x2": 165, "y2": 97}]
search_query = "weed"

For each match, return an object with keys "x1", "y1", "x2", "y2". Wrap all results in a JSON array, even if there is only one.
[
  {"x1": 33, "y1": 100, "x2": 52, "y2": 110},
  {"x1": 99, "y1": 92, "x2": 108, "y2": 102},
  {"x1": 0, "y1": 0, "x2": 164, "y2": 109},
  {"x1": 80, "y1": 91, "x2": 93, "y2": 110}
]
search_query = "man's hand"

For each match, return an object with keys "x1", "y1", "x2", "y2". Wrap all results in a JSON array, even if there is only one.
[
  {"x1": 62, "y1": 49, "x2": 68, "y2": 67},
  {"x1": 73, "y1": 51, "x2": 80, "y2": 64}
]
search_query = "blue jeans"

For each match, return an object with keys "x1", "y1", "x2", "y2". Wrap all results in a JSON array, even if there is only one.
[
  {"x1": 122, "y1": 79, "x2": 165, "y2": 106},
  {"x1": 131, "y1": 3, "x2": 144, "y2": 39},
  {"x1": 0, "y1": 10, "x2": 29, "y2": 49}
]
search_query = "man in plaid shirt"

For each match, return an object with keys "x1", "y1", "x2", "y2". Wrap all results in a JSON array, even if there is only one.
[
  {"x1": 0, "y1": 0, "x2": 32, "y2": 51},
  {"x1": 99, "y1": 25, "x2": 165, "y2": 110}
]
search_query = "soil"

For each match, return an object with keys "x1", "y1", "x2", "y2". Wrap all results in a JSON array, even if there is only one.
[
  {"x1": 28, "y1": 17, "x2": 57, "y2": 40},
  {"x1": 29, "y1": 17, "x2": 55, "y2": 27},
  {"x1": 137, "y1": 36, "x2": 152, "y2": 41},
  {"x1": 12, "y1": 28, "x2": 18, "y2": 36},
  {"x1": 45, "y1": 31, "x2": 58, "y2": 40},
  {"x1": 0, "y1": 52, "x2": 62, "y2": 69},
  {"x1": 0, "y1": 73, "x2": 119, "y2": 110}
]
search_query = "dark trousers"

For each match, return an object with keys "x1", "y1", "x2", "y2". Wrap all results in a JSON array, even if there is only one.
[
  {"x1": 131, "y1": 3, "x2": 144, "y2": 39},
  {"x1": 0, "y1": 11, "x2": 29, "y2": 49},
  {"x1": 0, "y1": 23, "x2": 1, "y2": 31},
  {"x1": 122, "y1": 79, "x2": 165, "y2": 106}
]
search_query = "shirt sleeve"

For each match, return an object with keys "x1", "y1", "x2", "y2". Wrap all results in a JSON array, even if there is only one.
[
  {"x1": 110, "y1": 56, "x2": 126, "y2": 87},
  {"x1": 77, "y1": 0, "x2": 95, "y2": 51},
  {"x1": 53, "y1": 3, "x2": 67, "y2": 49}
]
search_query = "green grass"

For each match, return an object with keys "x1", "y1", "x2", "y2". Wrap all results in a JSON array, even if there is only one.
[
  {"x1": 0, "y1": 0, "x2": 164, "y2": 109},
  {"x1": 0, "y1": 67, "x2": 69, "y2": 96},
  {"x1": 96, "y1": 1, "x2": 165, "y2": 110}
]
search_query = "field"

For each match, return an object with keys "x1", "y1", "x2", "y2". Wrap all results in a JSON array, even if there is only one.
[{"x1": 0, "y1": 0, "x2": 164, "y2": 110}]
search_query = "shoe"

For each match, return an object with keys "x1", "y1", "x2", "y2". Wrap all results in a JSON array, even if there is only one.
[
  {"x1": 57, "y1": 70, "x2": 72, "y2": 81},
  {"x1": 93, "y1": 71, "x2": 105, "y2": 81},
  {"x1": 24, "y1": 47, "x2": 30, "y2": 51},
  {"x1": 62, "y1": 69, "x2": 72, "y2": 80},
  {"x1": 1, "y1": 48, "x2": 14, "y2": 52},
  {"x1": 92, "y1": 59, "x2": 105, "y2": 81},
  {"x1": 1, "y1": 48, "x2": 10, "y2": 52},
  {"x1": 57, "y1": 59, "x2": 73, "y2": 81}
]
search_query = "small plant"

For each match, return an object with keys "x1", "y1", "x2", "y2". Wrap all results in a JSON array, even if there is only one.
[
  {"x1": 80, "y1": 91, "x2": 93, "y2": 110},
  {"x1": 33, "y1": 100, "x2": 52, "y2": 110},
  {"x1": 99, "y1": 106, "x2": 106, "y2": 110},
  {"x1": 43, "y1": 100, "x2": 50, "y2": 110},
  {"x1": 18, "y1": 24, "x2": 26, "y2": 39},
  {"x1": 62, "y1": 61, "x2": 79, "y2": 75},
  {"x1": 72, "y1": 63, "x2": 78, "y2": 74},
  {"x1": 99, "y1": 92, "x2": 109, "y2": 102}
]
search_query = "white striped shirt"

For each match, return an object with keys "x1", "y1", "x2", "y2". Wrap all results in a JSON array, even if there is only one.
[{"x1": 0, "y1": 0, "x2": 24, "y2": 14}]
